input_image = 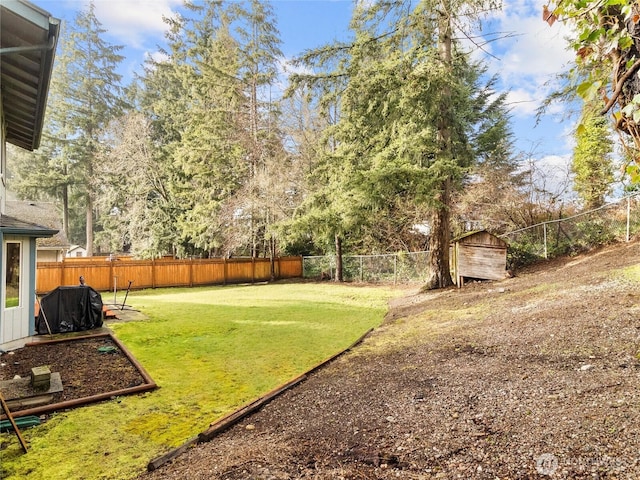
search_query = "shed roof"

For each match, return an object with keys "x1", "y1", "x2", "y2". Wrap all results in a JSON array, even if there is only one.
[
  {"x1": 452, "y1": 230, "x2": 508, "y2": 247},
  {"x1": 0, "y1": 0, "x2": 60, "y2": 151}
]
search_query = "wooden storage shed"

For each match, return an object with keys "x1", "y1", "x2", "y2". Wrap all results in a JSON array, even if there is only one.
[{"x1": 451, "y1": 230, "x2": 508, "y2": 287}]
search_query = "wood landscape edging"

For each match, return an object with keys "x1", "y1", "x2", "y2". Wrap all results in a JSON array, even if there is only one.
[
  {"x1": 0, "y1": 332, "x2": 157, "y2": 421},
  {"x1": 146, "y1": 327, "x2": 375, "y2": 472}
]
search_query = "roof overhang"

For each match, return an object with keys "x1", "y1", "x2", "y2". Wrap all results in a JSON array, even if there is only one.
[
  {"x1": 0, "y1": 214, "x2": 58, "y2": 237},
  {"x1": 0, "y1": 0, "x2": 60, "y2": 151}
]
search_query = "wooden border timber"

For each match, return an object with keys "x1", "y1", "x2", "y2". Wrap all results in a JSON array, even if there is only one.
[
  {"x1": 0, "y1": 332, "x2": 157, "y2": 421},
  {"x1": 146, "y1": 327, "x2": 375, "y2": 472},
  {"x1": 0, "y1": 391, "x2": 28, "y2": 453}
]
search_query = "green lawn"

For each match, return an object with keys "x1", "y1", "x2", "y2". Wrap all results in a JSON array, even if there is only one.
[{"x1": 0, "y1": 282, "x2": 398, "y2": 480}]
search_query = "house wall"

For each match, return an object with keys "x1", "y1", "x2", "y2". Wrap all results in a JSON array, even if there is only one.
[
  {"x1": 1, "y1": 94, "x2": 4, "y2": 331},
  {"x1": 28, "y1": 239, "x2": 36, "y2": 335},
  {"x1": 1, "y1": 99, "x2": 5, "y2": 215},
  {"x1": 67, "y1": 247, "x2": 87, "y2": 258},
  {"x1": 0, "y1": 102, "x2": 38, "y2": 349},
  {"x1": 38, "y1": 249, "x2": 63, "y2": 263}
]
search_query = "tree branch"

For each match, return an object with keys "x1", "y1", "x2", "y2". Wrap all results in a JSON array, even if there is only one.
[{"x1": 601, "y1": 57, "x2": 640, "y2": 115}]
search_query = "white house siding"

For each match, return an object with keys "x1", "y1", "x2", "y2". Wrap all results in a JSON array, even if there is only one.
[
  {"x1": 1, "y1": 236, "x2": 36, "y2": 349},
  {"x1": 1, "y1": 100, "x2": 6, "y2": 214}
]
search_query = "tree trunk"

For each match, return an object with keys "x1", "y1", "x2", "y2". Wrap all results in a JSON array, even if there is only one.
[
  {"x1": 335, "y1": 233, "x2": 343, "y2": 282},
  {"x1": 62, "y1": 182, "x2": 70, "y2": 242},
  {"x1": 269, "y1": 236, "x2": 276, "y2": 281},
  {"x1": 85, "y1": 195, "x2": 94, "y2": 257},
  {"x1": 424, "y1": 1, "x2": 454, "y2": 291},
  {"x1": 424, "y1": 178, "x2": 454, "y2": 290}
]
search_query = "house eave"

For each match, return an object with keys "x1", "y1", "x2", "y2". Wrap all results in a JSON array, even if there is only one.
[
  {"x1": 1, "y1": 214, "x2": 58, "y2": 238},
  {"x1": 0, "y1": 0, "x2": 61, "y2": 151}
]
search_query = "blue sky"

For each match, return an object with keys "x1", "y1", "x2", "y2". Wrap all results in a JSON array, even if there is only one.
[{"x1": 31, "y1": 0, "x2": 578, "y2": 193}]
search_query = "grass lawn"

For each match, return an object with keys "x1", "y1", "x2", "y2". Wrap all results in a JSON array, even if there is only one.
[{"x1": 0, "y1": 282, "x2": 399, "y2": 480}]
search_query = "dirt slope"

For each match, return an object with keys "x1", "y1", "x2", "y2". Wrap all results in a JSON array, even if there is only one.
[{"x1": 141, "y1": 241, "x2": 640, "y2": 480}]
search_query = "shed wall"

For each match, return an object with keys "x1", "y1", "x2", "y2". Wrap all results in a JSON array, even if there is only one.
[{"x1": 456, "y1": 244, "x2": 507, "y2": 281}]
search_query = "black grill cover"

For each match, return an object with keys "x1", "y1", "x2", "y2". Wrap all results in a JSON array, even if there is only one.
[{"x1": 36, "y1": 286, "x2": 103, "y2": 334}]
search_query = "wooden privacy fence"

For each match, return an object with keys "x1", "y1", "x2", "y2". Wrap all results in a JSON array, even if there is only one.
[{"x1": 36, "y1": 256, "x2": 303, "y2": 294}]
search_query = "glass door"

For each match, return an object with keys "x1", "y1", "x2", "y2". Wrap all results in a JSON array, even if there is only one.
[
  {"x1": 1, "y1": 238, "x2": 28, "y2": 346},
  {"x1": 5, "y1": 241, "x2": 21, "y2": 308}
]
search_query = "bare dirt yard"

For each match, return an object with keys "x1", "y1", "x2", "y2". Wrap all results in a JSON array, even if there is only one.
[{"x1": 140, "y1": 240, "x2": 640, "y2": 480}]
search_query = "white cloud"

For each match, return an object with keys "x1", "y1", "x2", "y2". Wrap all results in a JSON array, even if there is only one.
[
  {"x1": 92, "y1": 0, "x2": 182, "y2": 50},
  {"x1": 536, "y1": 153, "x2": 572, "y2": 171},
  {"x1": 528, "y1": 153, "x2": 575, "y2": 198},
  {"x1": 462, "y1": 0, "x2": 580, "y2": 158},
  {"x1": 144, "y1": 50, "x2": 170, "y2": 65},
  {"x1": 478, "y1": 0, "x2": 575, "y2": 120},
  {"x1": 493, "y1": 15, "x2": 573, "y2": 81},
  {"x1": 279, "y1": 56, "x2": 311, "y2": 77},
  {"x1": 505, "y1": 88, "x2": 538, "y2": 116}
]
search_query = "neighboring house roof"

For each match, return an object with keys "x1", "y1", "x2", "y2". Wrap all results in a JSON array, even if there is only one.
[
  {"x1": 4, "y1": 201, "x2": 66, "y2": 247},
  {"x1": 0, "y1": 0, "x2": 61, "y2": 151}
]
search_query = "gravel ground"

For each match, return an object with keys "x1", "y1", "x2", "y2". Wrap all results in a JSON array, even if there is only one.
[{"x1": 140, "y1": 240, "x2": 640, "y2": 480}]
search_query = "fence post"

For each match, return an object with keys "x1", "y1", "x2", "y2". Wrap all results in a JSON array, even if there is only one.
[
  {"x1": 543, "y1": 223, "x2": 548, "y2": 259},
  {"x1": 251, "y1": 257, "x2": 255, "y2": 283},
  {"x1": 627, "y1": 196, "x2": 631, "y2": 242},
  {"x1": 223, "y1": 257, "x2": 227, "y2": 285},
  {"x1": 359, "y1": 256, "x2": 363, "y2": 282},
  {"x1": 109, "y1": 258, "x2": 114, "y2": 291},
  {"x1": 394, "y1": 254, "x2": 397, "y2": 285}
]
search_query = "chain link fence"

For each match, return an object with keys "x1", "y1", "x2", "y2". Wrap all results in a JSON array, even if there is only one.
[
  {"x1": 501, "y1": 193, "x2": 640, "y2": 269},
  {"x1": 303, "y1": 251, "x2": 429, "y2": 284},
  {"x1": 302, "y1": 193, "x2": 640, "y2": 284}
]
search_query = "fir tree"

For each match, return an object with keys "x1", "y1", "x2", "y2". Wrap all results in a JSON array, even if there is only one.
[{"x1": 286, "y1": 0, "x2": 508, "y2": 287}]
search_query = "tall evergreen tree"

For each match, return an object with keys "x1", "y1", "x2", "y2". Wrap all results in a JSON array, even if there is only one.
[
  {"x1": 141, "y1": 2, "x2": 245, "y2": 257},
  {"x1": 64, "y1": 1, "x2": 125, "y2": 255},
  {"x1": 287, "y1": 0, "x2": 508, "y2": 288},
  {"x1": 233, "y1": 0, "x2": 285, "y2": 258},
  {"x1": 140, "y1": 0, "x2": 284, "y2": 258},
  {"x1": 454, "y1": 78, "x2": 524, "y2": 235},
  {"x1": 572, "y1": 104, "x2": 614, "y2": 209}
]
